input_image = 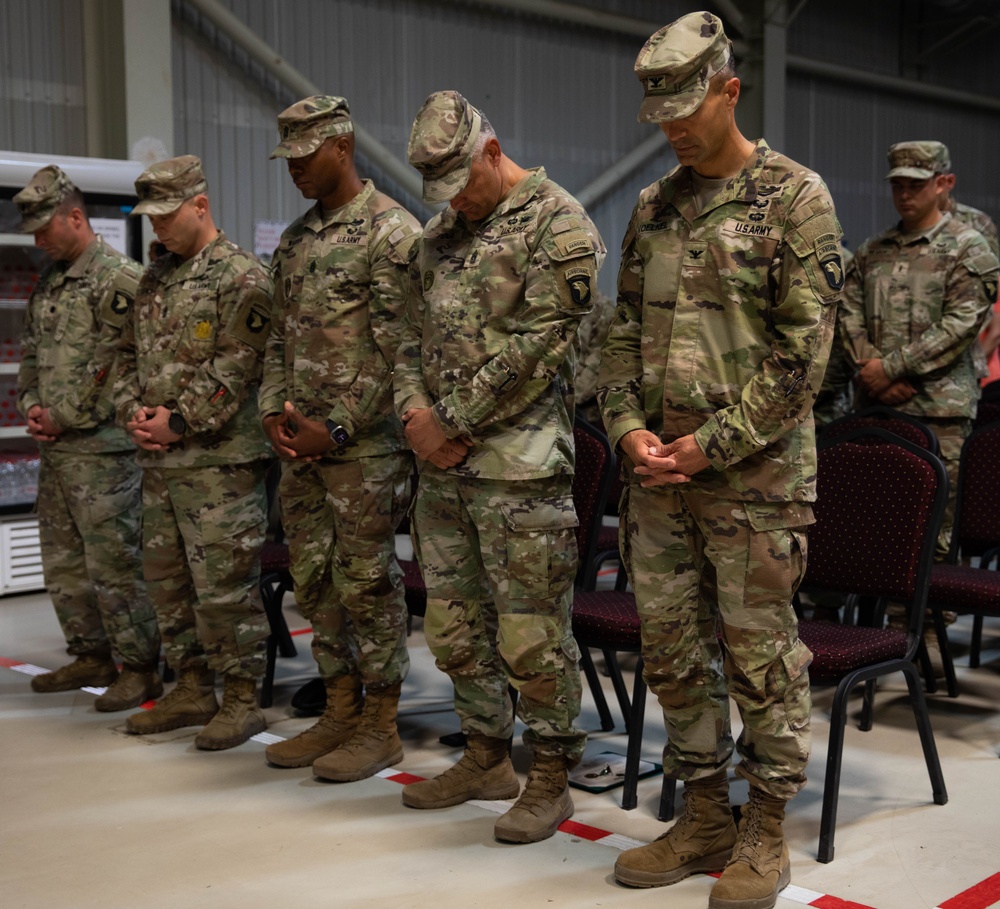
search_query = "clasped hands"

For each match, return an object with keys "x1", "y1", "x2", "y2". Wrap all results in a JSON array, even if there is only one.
[
  {"x1": 26, "y1": 405, "x2": 61, "y2": 442},
  {"x1": 401, "y1": 407, "x2": 471, "y2": 469},
  {"x1": 126, "y1": 405, "x2": 183, "y2": 451},
  {"x1": 856, "y1": 358, "x2": 916, "y2": 405},
  {"x1": 619, "y1": 429, "x2": 709, "y2": 487}
]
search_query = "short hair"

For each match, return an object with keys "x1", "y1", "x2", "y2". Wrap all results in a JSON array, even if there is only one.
[
  {"x1": 472, "y1": 116, "x2": 497, "y2": 161},
  {"x1": 53, "y1": 186, "x2": 88, "y2": 222},
  {"x1": 709, "y1": 59, "x2": 736, "y2": 92}
]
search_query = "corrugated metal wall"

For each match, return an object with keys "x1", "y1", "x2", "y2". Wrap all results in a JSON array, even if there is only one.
[
  {"x1": 3, "y1": 0, "x2": 999, "y2": 288},
  {"x1": 0, "y1": 0, "x2": 88, "y2": 158}
]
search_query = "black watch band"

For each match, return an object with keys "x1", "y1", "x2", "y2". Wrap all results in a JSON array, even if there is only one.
[
  {"x1": 168, "y1": 412, "x2": 187, "y2": 436},
  {"x1": 325, "y1": 420, "x2": 349, "y2": 446}
]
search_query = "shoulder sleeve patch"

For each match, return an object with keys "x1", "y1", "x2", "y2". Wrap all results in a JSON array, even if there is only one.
[
  {"x1": 228, "y1": 293, "x2": 272, "y2": 352},
  {"x1": 101, "y1": 289, "x2": 133, "y2": 328}
]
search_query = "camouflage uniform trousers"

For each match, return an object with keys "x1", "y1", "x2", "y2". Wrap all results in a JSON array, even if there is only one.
[
  {"x1": 142, "y1": 461, "x2": 268, "y2": 680},
  {"x1": 412, "y1": 471, "x2": 586, "y2": 764},
  {"x1": 624, "y1": 483, "x2": 813, "y2": 800},
  {"x1": 280, "y1": 451, "x2": 412, "y2": 688},
  {"x1": 922, "y1": 416, "x2": 971, "y2": 561},
  {"x1": 36, "y1": 448, "x2": 159, "y2": 665}
]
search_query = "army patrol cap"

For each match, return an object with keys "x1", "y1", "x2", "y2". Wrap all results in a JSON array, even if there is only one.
[
  {"x1": 407, "y1": 90, "x2": 483, "y2": 204},
  {"x1": 131, "y1": 155, "x2": 208, "y2": 216},
  {"x1": 13, "y1": 165, "x2": 78, "y2": 233},
  {"x1": 886, "y1": 141, "x2": 951, "y2": 180},
  {"x1": 270, "y1": 95, "x2": 354, "y2": 159},
  {"x1": 635, "y1": 11, "x2": 733, "y2": 123}
]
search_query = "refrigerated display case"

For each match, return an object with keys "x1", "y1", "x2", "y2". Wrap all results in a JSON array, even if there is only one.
[{"x1": 0, "y1": 151, "x2": 144, "y2": 594}]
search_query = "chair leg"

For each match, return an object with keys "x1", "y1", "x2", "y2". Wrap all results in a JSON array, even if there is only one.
[
  {"x1": 818, "y1": 678, "x2": 853, "y2": 863},
  {"x1": 260, "y1": 632, "x2": 277, "y2": 709},
  {"x1": 930, "y1": 610, "x2": 959, "y2": 698},
  {"x1": 658, "y1": 776, "x2": 677, "y2": 821},
  {"x1": 899, "y1": 662, "x2": 948, "y2": 806},
  {"x1": 579, "y1": 647, "x2": 615, "y2": 732},
  {"x1": 969, "y1": 615, "x2": 983, "y2": 669},
  {"x1": 859, "y1": 678, "x2": 876, "y2": 732},
  {"x1": 603, "y1": 649, "x2": 634, "y2": 735},
  {"x1": 915, "y1": 638, "x2": 938, "y2": 694},
  {"x1": 614, "y1": 562, "x2": 629, "y2": 591},
  {"x1": 621, "y1": 657, "x2": 647, "y2": 811}
]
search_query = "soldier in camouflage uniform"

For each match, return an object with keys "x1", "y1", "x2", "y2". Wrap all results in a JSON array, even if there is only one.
[
  {"x1": 396, "y1": 90, "x2": 604, "y2": 844},
  {"x1": 15, "y1": 166, "x2": 161, "y2": 711},
  {"x1": 259, "y1": 96, "x2": 418, "y2": 780},
  {"x1": 841, "y1": 141, "x2": 999, "y2": 562},
  {"x1": 113, "y1": 156, "x2": 275, "y2": 750},
  {"x1": 935, "y1": 143, "x2": 1000, "y2": 380},
  {"x1": 599, "y1": 14, "x2": 841, "y2": 907}
]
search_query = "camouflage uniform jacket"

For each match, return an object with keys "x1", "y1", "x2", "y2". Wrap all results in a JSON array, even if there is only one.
[
  {"x1": 113, "y1": 231, "x2": 273, "y2": 467},
  {"x1": 840, "y1": 212, "x2": 999, "y2": 420},
  {"x1": 599, "y1": 140, "x2": 842, "y2": 503},
  {"x1": 946, "y1": 198, "x2": 999, "y2": 259},
  {"x1": 17, "y1": 236, "x2": 139, "y2": 453},
  {"x1": 394, "y1": 167, "x2": 605, "y2": 481},
  {"x1": 259, "y1": 180, "x2": 420, "y2": 459}
]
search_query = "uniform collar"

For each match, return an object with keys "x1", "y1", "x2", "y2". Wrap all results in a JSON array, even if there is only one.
[{"x1": 304, "y1": 179, "x2": 374, "y2": 233}]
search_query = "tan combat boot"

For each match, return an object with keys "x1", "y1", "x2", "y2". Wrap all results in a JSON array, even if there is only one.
[
  {"x1": 265, "y1": 675, "x2": 363, "y2": 768},
  {"x1": 709, "y1": 786, "x2": 791, "y2": 909},
  {"x1": 194, "y1": 675, "x2": 267, "y2": 750},
  {"x1": 95, "y1": 660, "x2": 164, "y2": 712},
  {"x1": 494, "y1": 752, "x2": 574, "y2": 844},
  {"x1": 312, "y1": 682, "x2": 403, "y2": 781},
  {"x1": 125, "y1": 667, "x2": 218, "y2": 735},
  {"x1": 31, "y1": 653, "x2": 118, "y2": 693},
  {"x1": 615, "y1": 769, "x2": 736, "y2": 887},
  {"x1": 402, "y1": 733, "x2": 520, "y2": 808}
]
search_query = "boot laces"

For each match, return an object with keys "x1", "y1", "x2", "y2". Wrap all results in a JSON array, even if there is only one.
[
  {"x1": 732, "y1": 794, "x2": 765, "y2": 862},
  {"x1": 514, "y1": 763, "x2": 563, "y2": 814}
]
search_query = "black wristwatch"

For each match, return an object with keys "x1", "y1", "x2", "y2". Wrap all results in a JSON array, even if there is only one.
[
  {"x1": 168, "y1": 411, "x2": 188, "y2": 436},
  {"x1": 326, "y1": 420, "x2": 349, "y2": 446}
]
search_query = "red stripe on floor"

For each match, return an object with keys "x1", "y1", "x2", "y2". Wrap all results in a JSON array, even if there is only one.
[
  {"x1": 384, "y1": 771, "x2": 425, "y2": 786},
  {"x1": 938, "y1": 873, "x2": 1000, "y2": 909},
  {"x1": 810, "y1": 895, "x2": 880, "y2": 909},
  {"x1": 558, "y1": 818, "x2": 612, "y2": 842},
  {"x1": 0, "y1": 656, "x2": 24, "y2": 668}
]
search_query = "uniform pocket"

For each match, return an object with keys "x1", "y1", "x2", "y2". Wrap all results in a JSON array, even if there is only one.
[{"x1": 501, "y1": 496, "x2": 579, "y2": 601}]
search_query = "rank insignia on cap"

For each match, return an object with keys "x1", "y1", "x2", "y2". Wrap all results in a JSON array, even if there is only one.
[{"x1": 821, "y1": 254, "x2": 845, "y2": 291}]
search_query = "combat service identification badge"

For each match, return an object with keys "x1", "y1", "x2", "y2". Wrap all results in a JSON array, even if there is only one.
[
  {"x1": 984, "y1": 276, "x2": 998, "y2": 303},
  {"x1": 566, "y1": 269, "x2": 592, "y2": 307},
  {"x1": 821, "y1": 254, "x2": 845, "y2": 291},
  {"x1": 111, "y1": 292, "x2": 131, "y2": 315},
  {"x1": 246, "y1": 310, "x2": 266, "y2": 333}
]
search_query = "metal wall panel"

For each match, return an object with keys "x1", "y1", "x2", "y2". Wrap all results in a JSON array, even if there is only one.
[
  {"x1": 3, "y1": 0, "x2": 997, "y2": 291},
  {"x1": 170, "y1": 0, "x2": 696, "y2": 294},
  {"x1": 0, "y1": 0, "x2": 88, "y2": 157}
]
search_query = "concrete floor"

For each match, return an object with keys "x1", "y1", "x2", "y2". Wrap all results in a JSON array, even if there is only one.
[{"x1": 2, "y1": 587, "x2": 998, "y2": 909}]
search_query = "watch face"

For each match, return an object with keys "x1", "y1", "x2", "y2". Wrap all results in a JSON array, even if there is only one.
[
  {"x1": 169, "y1": 412, "x2": 186, "y2": 435},
  {"x1": 331, "y1": 426, "x2": 349, "y2": 445}
]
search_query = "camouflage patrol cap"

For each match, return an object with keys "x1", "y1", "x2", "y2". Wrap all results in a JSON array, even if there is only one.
[
  {"x1": 131, "y1": 155, "x2": 208, "y2": 216},
  {"x1": 634, "y1": 11, "x2": 733, "y2": 123},
  {"x1": 407, "y1": 90, "x2": 482, "y2": 204},
  {"x1": 13, "y1": 165, "x2": 78, "y2": 233},
  {"x1": 270, "y1": 95, "x2": 353, "y2": 159},
  {"x1": 886, "y1": 141, "x2": 951, "y2": 180}
]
